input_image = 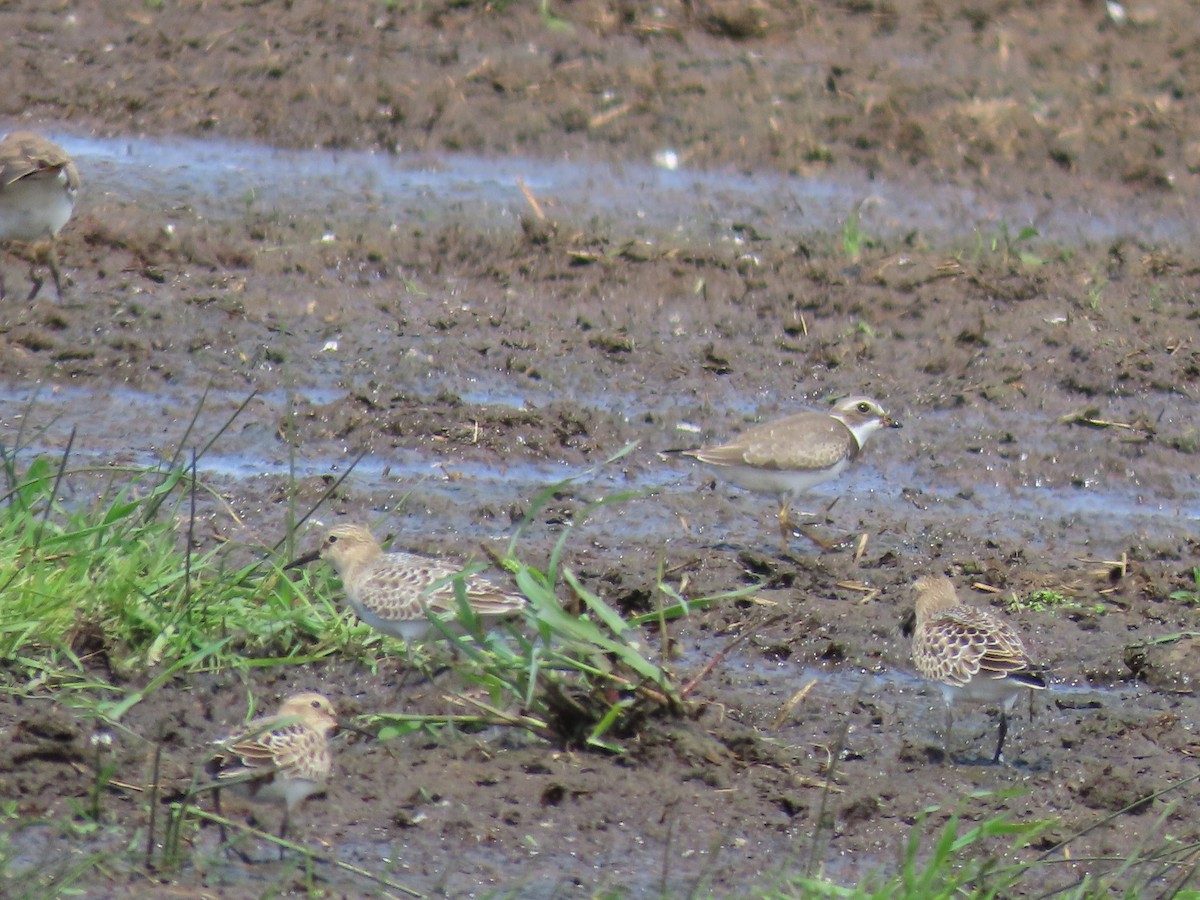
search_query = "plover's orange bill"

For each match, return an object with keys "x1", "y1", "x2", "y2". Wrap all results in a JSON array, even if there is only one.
[
  {"x1": 0, "y1": 132, "x2": 80, "y2": 301},
  {"x1": 209, "y1": 692, "x2": 337, "y2": 859},
  {"x1": 286, "y1": 523, "x2": 526, "y2": 643},
  {"x1": 911, "y1": 575, "x2": 1047, "y2": 764},
  {"x1": 665, "y1": 395, "x2": 900, "y2": 552}
]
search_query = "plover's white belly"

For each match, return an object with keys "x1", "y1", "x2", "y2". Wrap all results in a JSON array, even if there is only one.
[
  {"x1": 0, "y1": 174, "x2": 75, "y2": 241},
  {"x1": 259, "y1": 775, "x2": 323, "y2": 810},
  {"x1": 941, "y1": 675, "x2": 1026, "y2": 710},
  {"x1": 715, "y1": 457, "x2": 849, "y2": 497}
]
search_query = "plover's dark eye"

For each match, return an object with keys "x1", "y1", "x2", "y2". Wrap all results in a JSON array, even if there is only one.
[
  {"x1": 858, "y1": 402, "x2": 872, "y2": 413},
  {"x1": 327, "y1": 535, "x2": 338, "y2": 545},
  {"x1": 310, "y1": 699, "x2": 322, "y2": 709}
]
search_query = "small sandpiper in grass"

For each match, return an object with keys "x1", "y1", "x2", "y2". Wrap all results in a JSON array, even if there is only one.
[
  {"x1": 286, "y1": 523, "x2": 527, "y2": 643},
  {"x1": 911, "y1": 575, "x2": 1047, "y2": 763},
  {"x1": 209, "y1": 692, "x2": 337, "y2": 858},
  {"x1": 0, "y1": 131, "x2": 80, "y2": 301},
  {"x1": 665, "y1": 395, "x2": 900, "y2": 552}
]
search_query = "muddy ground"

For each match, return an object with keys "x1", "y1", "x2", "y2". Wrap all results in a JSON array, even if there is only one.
[{"x1": 4, "y1": 0, "x2": 1200, "y2": 896}]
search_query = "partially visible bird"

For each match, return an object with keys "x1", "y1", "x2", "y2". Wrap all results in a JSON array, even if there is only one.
[
  {"x1": 0, "y1": 132, "x2": 81, "y2": 301},
  {"x1": 665, "y1": 395, "x2": 901, "y2": 552},
  {"x1": 911, "y1": 575, "x2": 1047, "y2": 763},
  {"x1": 209, "y1": 692, "x2": 338, "y2": 857},
  {"x1": 285, "y1": 523, "x2": 527, "y2": 642}
]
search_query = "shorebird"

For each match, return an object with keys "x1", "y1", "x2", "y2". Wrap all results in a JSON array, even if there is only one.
[
  {"x1": 666, "y1": 395, "x2": 900, "y2": 551},
  {"x1": 0, "y1": 132, "x2": 80, "y2": 301},
  {"x1": 286, "y1": 523, "x2": 527, "y2": 642},
  {"x1": 911, "y1": 575, "x2": 1047, "y2": 763},
  {"x1": 209, "y1": 692, "x2": 338, "y2": 858}
]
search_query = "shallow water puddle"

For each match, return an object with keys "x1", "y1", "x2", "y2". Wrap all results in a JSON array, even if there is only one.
[
  {"x1": 3, "y1": 378, "x2": 1197, "y2": 552},
  {"x1": 46, "y1": 131, "x2": 1200, "y2": 243}
]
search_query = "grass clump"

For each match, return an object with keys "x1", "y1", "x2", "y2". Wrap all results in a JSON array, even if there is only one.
[
  {"x1": 765, "y1": 792, "x2": 1051, "y2": 899},
  {"x1": 0, "y1": 451, "x2": 335, "y2": 694},
  {"x1": 351, "y1": 454, "x2": 758, "y2": 753},
  {"x1": 1005, "y1": 587, "x2": 1103, "y2": 616},
  {"x1": 0, "y1": 404, "x2": 350, "y2": 722}
]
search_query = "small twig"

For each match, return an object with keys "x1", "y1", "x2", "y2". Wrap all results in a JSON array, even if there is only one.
[
  {"x1": 1075, "y1": 553, "x2": 1129, "y2": 580},
  {"x1": 680, "y1": 615, "x2": 777, "y2": 698},
  {"x1": 771, "y1": 678, "x2": 817, "y2": 730},
  {"x1": 791, "y1": 772, "x2": 845, "y2": 793},
  {"x1": 463, "y1": 56, "x2": 491, "y2": 81},
  {"x1": 1059, "y1": 408, "x2": 1152, "y2": 439},
  {"x1": 588, "y1": 101, "x2": 633, "y2": 129},
  {"x1": 853, "y1": 532, "x2": 868, "y2": 564},
  {"x1": 663, "y1": 557, "x2": 701, "y2": 578},
  {"x1": 441, "y1": 693, "x2": 554, "y2": 738},
  {"x1": 633, "y1": 683, "x2": 674, "y2": 707},
  {"x1": 516, "y1": 178, "x2": 545, "y2": 221},
  {"x1": 834, "y1": 580, "x2": 880, "y2": 604}
]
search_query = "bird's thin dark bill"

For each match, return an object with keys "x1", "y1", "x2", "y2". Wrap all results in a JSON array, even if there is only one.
[{"x1": 283, "y1": 550, "x2": 321, "y2": 571}]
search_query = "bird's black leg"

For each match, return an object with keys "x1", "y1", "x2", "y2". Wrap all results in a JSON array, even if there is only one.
[
  {"x1": 213, "y1": 787, "x2": 255, "y2": 864},
  {"x1": 993, "y1": 710, "x2": 1009, "y2": 764},
  {"x1": 278, "y1": 808, "x2": 290, "y2": 860},
  {"x1": 46, "y1": 240, "x2": 66, "y2": 300}
]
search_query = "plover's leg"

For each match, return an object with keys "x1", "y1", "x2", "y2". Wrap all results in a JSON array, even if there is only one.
[
  {"x1": 776, "y1": 498, "x2": 792, "y2": 553},
  {"x1": 993, "y1": 710, "x2": 1009, "y2": 764},
  {"x1": 46, "y1": 238, "x2": 67, "y2": 300},
  {"x1": 25, "y1": 262, "x2": 43, "y2": 302}
]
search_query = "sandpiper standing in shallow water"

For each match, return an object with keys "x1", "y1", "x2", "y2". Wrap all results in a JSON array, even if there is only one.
[
  {"x1": 911, "y1": 575, "x2": 1047, "y2": 763},
  {"x1": 209, "y1": 692, "x2": 338, "y2": 857},
  {"x1": 666, "y1": 395, "x2": 900, "y2": 552},
  {"x1": 0, "y1": 132, "x2": 80, "y2": 301},
  {"x1": 286, "y1": 523, "x2": 527, "y2": 642}
]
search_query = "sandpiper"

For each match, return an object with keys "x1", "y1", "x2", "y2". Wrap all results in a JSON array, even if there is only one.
[
  {"x1": 286, "y1": 523, "x2": 527, "y2": 642},
  {"x1": 0, "y1": 132, "x2": 81, "y2": 301},
  {"x1": 209, "y1": 692, "x2": 337, "y2": 857},
  {"x1": 667, "y1": 395, "x2": 900, "y2": 551},
  {"x1": 911, "y1": 575, "x2": 1047, "y2": 763}
]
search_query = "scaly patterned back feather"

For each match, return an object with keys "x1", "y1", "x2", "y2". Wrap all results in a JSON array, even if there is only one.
[{"x1": 912, "y1": 576, "x2": 1043, "y2": 689}]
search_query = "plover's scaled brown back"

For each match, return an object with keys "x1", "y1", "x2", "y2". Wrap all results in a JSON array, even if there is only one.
[
  {"x1": 911, "y1": 575, "x2": 1047, "y2": 763},
  {"x1": 669, "y1": 395, "x2": 901, "y2": 551},
  {"x1": 0, "y1": 132, "x2": 80, "y2": 301},
  {"x1": 287, "y1": 523, "x2": 527, "y2": 642}
]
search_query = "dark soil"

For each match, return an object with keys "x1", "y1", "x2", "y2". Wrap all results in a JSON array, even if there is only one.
[{"x1": 3, "y1": 0, "x2": 1200, "y2": 896}]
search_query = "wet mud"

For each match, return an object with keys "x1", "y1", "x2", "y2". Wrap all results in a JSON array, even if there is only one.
[{"x1": 3, "y1": 0, "x2": 1200, "y2": 896}]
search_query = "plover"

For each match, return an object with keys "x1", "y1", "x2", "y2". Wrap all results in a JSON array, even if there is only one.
[
  {"x1": 0, "y1": 132, "x2": 80, "y2": 301},
  {"x1": 667, "y1": 395, "x2": 900, "y2": 551},
  {"x1": 286, "y1": 523, "x2": 527, "y2": 642},
  {"x1": 911, "y1": 575, "x2": 1047, "y2": 763},
  {"x1": 209, "y1": 692, "x2": 337, "y2": 857}
]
